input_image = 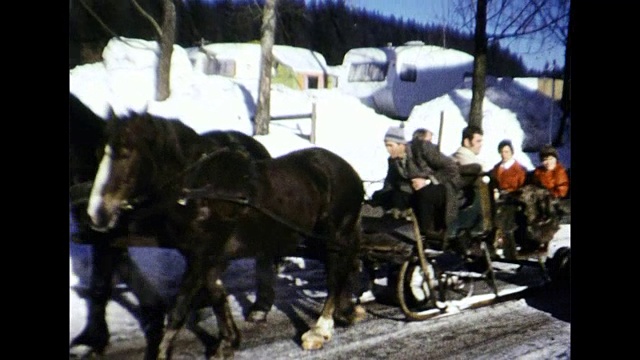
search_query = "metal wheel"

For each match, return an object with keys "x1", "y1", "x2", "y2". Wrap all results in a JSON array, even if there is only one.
[
  {"x1": 402, "y1": 260, "x2": 436, "y2": 305},
  {"x1": 397, "y1": 259, "x2": 442, "y2": 321}
]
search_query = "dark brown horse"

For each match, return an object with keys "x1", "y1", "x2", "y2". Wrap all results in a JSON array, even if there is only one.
[
  {"x1": 88, "y1": 112, "x2": 365, "y2": 358},
  {"x1": 70, "y1": 96, "x2": 272, "y2": 359}
]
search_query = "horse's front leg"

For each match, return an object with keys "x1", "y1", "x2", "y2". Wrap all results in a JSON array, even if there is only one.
[
  {"x1": 205, "y1": 265, "x2": 240, "y2": 359},
  {"x1": 116, "y1": 253, "x2": 166, "y2": 360},
  {"x1": 157, "y1": 256, "x2": 205, "y2": 360},
  {"x1": 70, "y1": 241, "x2": 122, "y2": 357}
]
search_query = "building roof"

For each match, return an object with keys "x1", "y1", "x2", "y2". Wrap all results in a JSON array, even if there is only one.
[{"x1": 188, "y1": 43, "x2": 328, "y2": 73}]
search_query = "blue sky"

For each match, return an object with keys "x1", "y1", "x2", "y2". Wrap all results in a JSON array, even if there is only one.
[{"x1": 311, "y1": 0, "x2": 567, "y2": 72}]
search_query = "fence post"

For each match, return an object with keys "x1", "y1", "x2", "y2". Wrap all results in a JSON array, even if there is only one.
[
  {"x1": 311, "y1": 102, "x2": 317, "y2": 144},
  {"x1": 437, "y1": 110, "x2": 444, "y2": 151}
]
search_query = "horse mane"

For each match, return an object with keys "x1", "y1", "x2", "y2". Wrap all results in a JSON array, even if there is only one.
[
  {"x1": 108, "y1": 112, "x2": 206, "y2": 168},
  {"x1": 201, "y1": 130, "x2": 271, "y2": 160}
]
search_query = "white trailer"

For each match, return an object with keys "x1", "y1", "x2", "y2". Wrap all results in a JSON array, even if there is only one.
[{"x1": 337, "y1": 41, "x2": 474, "y2": 119}]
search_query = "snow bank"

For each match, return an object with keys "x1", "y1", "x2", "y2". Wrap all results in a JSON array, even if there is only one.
[{"x1": 70, "y1": 37, "x2": 253, "y2": 134}]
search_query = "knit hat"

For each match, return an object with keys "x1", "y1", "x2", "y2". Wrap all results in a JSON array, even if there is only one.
[
  {"x1": 384, "y1": 126, "x2": 407, "y2": 144},
  {"x1": 539, "y1": 144, "x2": 559, "y2": 161}
]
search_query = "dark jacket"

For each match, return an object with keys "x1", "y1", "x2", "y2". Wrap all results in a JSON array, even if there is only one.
[{"x1": 374, "y1": 141, "x2": 462, "y2": 227}]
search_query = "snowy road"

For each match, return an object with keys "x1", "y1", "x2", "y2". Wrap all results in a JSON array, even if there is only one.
[
  {"x1": 73, "y1": 280, "x2": 569, "y2": 359},
  {"x1": 70, "y1": 249, "x2": 570, "y2": 359}
]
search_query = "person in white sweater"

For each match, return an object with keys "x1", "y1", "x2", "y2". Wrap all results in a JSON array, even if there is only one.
[{"x1": 451, "y1": 125, "x2": 491, "y2": 173}]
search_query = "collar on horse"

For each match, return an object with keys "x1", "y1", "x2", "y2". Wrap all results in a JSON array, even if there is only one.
[{"x1": 179, "y1": 184, "x2": 329, "y2": 241}]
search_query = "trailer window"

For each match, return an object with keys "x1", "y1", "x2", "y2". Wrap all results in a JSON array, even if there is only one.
[
  {"x1": 399, "y1": 64, "x2": 416, "y2": 82},
  {"x1": 348, "y1": 62, "x2": 388, "y2": 82},
  {"x1": 307, "y1": 76, "x2": 319, "y2": 89},
  {"x1": 206, "y1": 59, "x2": 236, "y2": 77}
]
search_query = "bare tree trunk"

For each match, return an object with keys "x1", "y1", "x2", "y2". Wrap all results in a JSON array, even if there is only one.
[
  {"x1": 468, "y1": 0, "x2": 488, "y2": 129},
  {"x1": 254, "y1": 0, "x2": 278, "y2": 136},
  {"x1": 555, "y1": 1, "x2": 572, "y2": 146},
  {"x1": 156, "y1": 0, "x2": 176, "y2": 101}
]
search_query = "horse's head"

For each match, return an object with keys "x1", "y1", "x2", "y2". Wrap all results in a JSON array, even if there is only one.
[{"x1": 87, "y1": 112, "x2": 185, "y2": 232}]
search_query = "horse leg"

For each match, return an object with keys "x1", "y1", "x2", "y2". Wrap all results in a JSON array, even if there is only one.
[
  {"x1": 301, "y1": 244, "x2": 342, "y2": 350},
  {"x1": 157, "y1": 255, "x2": 206, "y2": 360},
  {"x1": 246, "y1": 254, "x2": 276, "y2": 322},
  {"x1": 116, "y1": 253, "x2": 167, "y2": 360},
  {"x1": 301, "y1": 285, "x2": 337, "y2": 350},
  {"x1": 205, "y1": 265, "x2": 240, "y2": 359},
  {"x1": 334, "y1": 253, "x2": 366, "y2": 325},
  {"x1": 70, "y1": 241, "x2": 121, "y2": 357},
  {"x1": 185, "y1": 288, "x2": 219, "y2": 356},
  {"x1": 334, "y1": 225, "x2": 366, "y2": 325},
  {"x1": 301, "y1": 221, "x2": 364, "y2": 351}
]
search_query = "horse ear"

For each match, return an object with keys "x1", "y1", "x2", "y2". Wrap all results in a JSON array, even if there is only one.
[{"x1": 106, "y1": 107, "x2": 118, "y2": 123}]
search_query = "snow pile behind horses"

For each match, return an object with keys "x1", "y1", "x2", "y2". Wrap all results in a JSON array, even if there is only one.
[
  {"x1": 406, "y1": 76, "x2": 567, "y2": 170},
  {"x1": 70, "y1": 37, "x2": 254, "y2": 135}
]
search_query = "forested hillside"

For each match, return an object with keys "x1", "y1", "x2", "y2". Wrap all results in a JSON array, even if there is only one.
[{"x1": 70, "y1": 0, "x2": 538, "y2": 76}]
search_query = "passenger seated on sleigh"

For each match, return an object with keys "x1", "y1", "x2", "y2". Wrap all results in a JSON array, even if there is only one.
[
  {"x1": 448, "y1": 126, "x2": 494, "y2": 241},
  {"x1": 490, "y1": 139, "x2": 527, "y2": 197},
  {"x1": 370, "y1": 126, "x2": 463, "y2": 241}
]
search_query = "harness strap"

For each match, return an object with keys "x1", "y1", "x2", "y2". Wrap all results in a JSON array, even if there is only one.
[
  {"x1": 124, "y1": 148, "x2": 230, "y2": 211},
  {"x1": 181, "y1": 186, "x2": 330, "y2": 241}
]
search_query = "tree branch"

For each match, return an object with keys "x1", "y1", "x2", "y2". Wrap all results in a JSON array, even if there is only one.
[
  {"x1": 131, "y1": 0, "x2": 163, "y2": 37},
  {"x1": 78, "y1": 0, "x2": 118, "y2": 38}
]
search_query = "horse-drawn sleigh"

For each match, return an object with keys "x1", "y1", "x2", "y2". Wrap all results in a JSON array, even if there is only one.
[
  {"x1": 69, "y1": 98, "x2": 570, "y2": 359},
  {"x1": 358, "y1": 172, "x2": 570, "y2": 321}
]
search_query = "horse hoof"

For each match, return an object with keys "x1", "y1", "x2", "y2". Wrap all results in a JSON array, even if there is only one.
[
  {"x1": 69, "y1": 344, "x2": 103, "y2": 359},
  {"x1": 301, "y1": 328, "x2": 331, "y2": 350},
  {"x1": 353, "y1": 305, "x2": 367, "y2": 322},
  {"x1": 301, "y1": 334, "x2": 325, "y2": 351},
  {"x1": 246, "y1": 310, "x2": 268, "y2": 322},
  {"x1": 157, "y1": 348, "x2": 171, "y2": 360},
  {"x1": 209, "y1": 340, "x2": 236, "y2": 359}
]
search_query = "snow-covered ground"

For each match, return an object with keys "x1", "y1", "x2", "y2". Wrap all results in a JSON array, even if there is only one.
[{"x1": 69, "y1": 37, "x2": 570, "y2": 347}]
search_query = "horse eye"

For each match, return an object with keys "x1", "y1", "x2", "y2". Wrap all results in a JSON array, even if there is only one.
[{"x1": 117, "y1": 148, "x2": 131, "y2": 159}]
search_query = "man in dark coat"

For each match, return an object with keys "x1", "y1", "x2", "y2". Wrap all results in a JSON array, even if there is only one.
[{"x1": 372, "y1": 126, "x2": 462, "y2": 239}]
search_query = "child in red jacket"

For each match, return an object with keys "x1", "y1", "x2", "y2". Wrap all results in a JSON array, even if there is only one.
[
  {"x1": 491, "y1": 139, "x2": 527, "y2": 193},
  {"x1": 533, "y1": 145, "x2": 569, "y2": 198}
]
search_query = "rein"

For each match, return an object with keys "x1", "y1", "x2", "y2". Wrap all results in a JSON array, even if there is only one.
[{"x1": 180, "y1": 185, "x2": 329, "y2": 241}]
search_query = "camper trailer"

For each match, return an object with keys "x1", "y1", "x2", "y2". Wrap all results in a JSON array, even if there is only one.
[
  {"x1": 187, "y1": 43, "x2": 333, "y2": 91},
  {"x1": 337, "y1": 41, "x2": 474, "y2": 119}
]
